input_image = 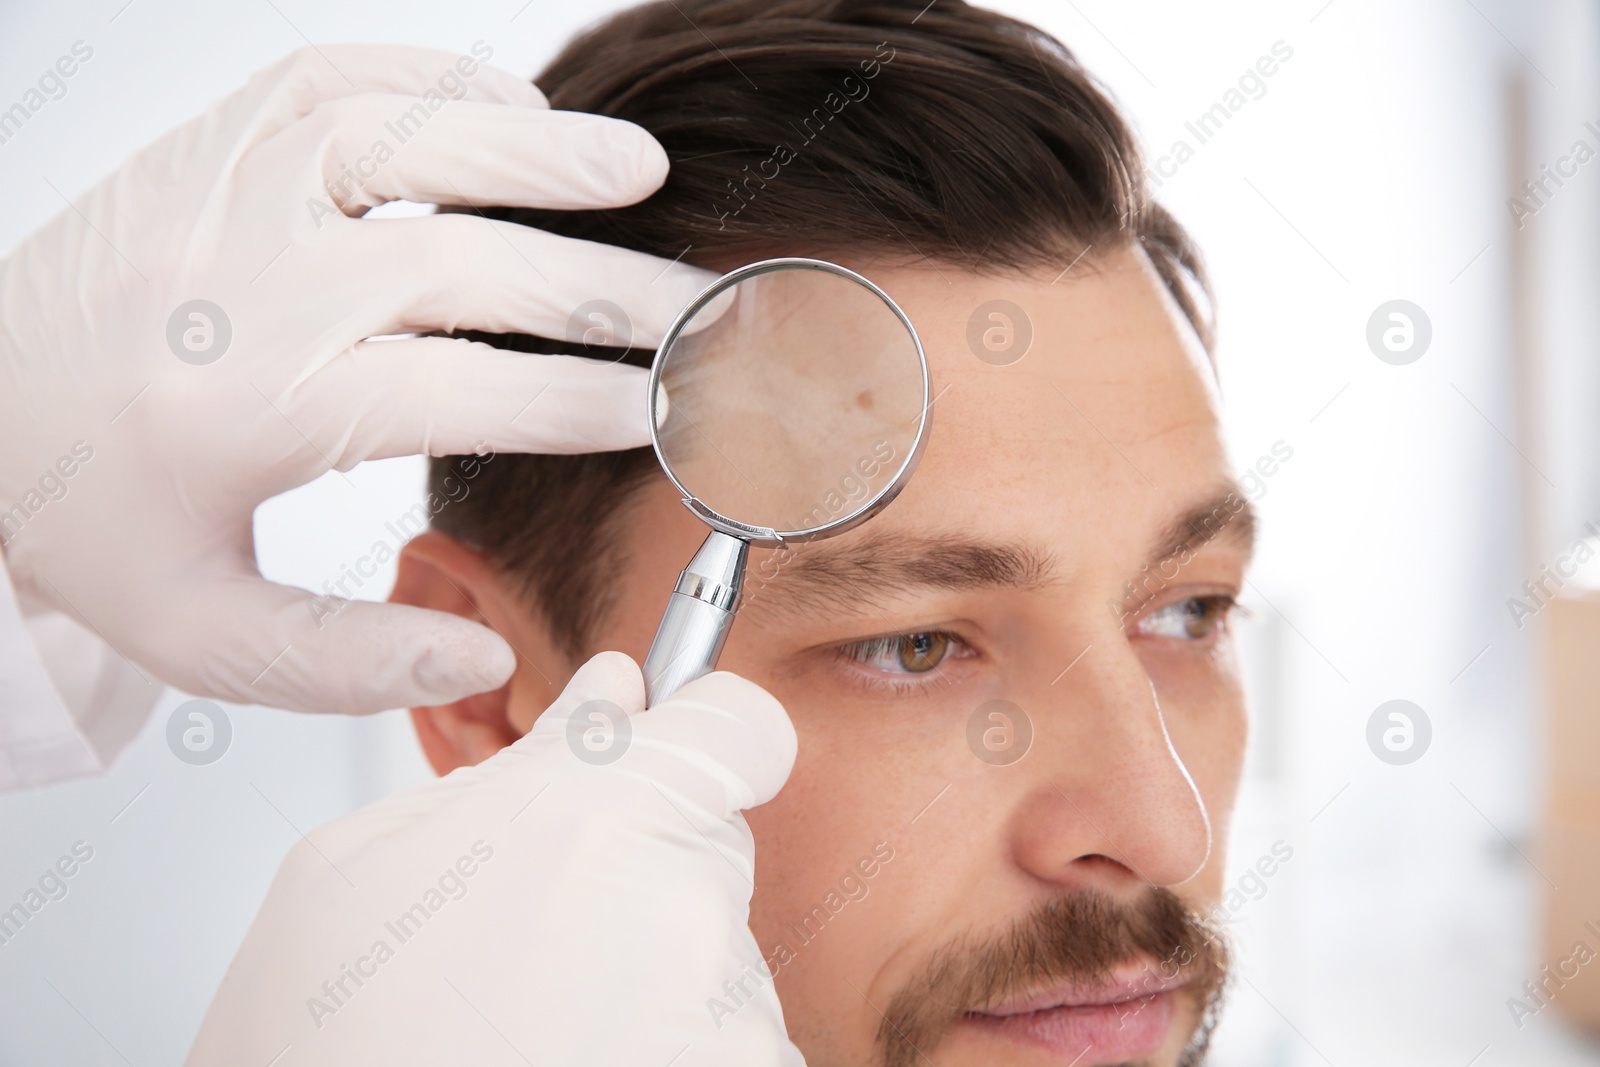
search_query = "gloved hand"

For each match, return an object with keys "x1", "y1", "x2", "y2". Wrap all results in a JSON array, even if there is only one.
[
  {"x1": 0, "y1": 44, "x2": 713, "y2": 715},
  {"x1": 185, "y1": 652, "x2": 804, "y2": 1067}
]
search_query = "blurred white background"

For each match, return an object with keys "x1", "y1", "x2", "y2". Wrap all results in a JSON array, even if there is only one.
[{"x1": 3, "y1": 0, "x2": 1599, "y2": 1064}]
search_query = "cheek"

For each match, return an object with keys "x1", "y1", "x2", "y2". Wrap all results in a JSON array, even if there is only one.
[
  {"x1": 733, "y1": 666, "x2": 965, "y2": 1049},
  {"x1": 739, "y1": 691, "x2": 912, "y2": 939},
  {"x1": 742, "y1": 760, "x2": 891, "y2": 1051}
]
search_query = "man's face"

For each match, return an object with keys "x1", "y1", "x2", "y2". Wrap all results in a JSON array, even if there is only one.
[{"x1": 407, "y1": 247, "x2": 1253, "y2": 1065}]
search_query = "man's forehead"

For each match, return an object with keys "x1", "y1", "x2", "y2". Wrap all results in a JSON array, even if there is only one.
[{"x1": 879, "y1": 255, "x2": 1224, "y2": 458}]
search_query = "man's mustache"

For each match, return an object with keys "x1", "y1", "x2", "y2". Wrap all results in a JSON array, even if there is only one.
[{"x1": 877, "y1": 888, "x2": 1230, "y2": 1067}]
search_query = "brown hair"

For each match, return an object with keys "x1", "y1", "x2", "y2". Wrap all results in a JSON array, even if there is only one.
[{"x1": 431, "y1": 0, "x2": 1212, "y2": 659}]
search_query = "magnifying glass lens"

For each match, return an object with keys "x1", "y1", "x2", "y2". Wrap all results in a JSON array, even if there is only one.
[
  {"x1": 643, "y1": 260, "x2": 930, "y2": 705},
  {"x1": 657, "y1": 265, "x2": 926, "y2": 536}
]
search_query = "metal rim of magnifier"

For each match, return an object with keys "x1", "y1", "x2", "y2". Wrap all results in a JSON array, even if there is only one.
[{"x1": 647, "y1": 257, "x2": 932, "y2": 549}]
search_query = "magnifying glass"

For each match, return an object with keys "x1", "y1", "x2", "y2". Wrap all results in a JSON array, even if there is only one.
[{"x1": 642, "y1": 258, "x2": 932, "y2": 706}]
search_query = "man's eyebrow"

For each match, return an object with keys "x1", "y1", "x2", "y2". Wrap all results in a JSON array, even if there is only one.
[
  {"x1": 1146, "y1": 483, "x2": 1258, "y2": 570},
  {"x1": 741, "y1": 485, "x2": 1256, "y2": 620},
  {"x1": 743, "y1": 531, "x2": 1056, "y2": 618}
]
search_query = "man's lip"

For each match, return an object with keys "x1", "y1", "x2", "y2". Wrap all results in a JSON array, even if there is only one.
[
  {"x1": 972, "y1": 967, "x2": 1188, "y2": 1016},
  {"x1": 960, "y1": 990, "x2": 1176, "y2": 1065}
]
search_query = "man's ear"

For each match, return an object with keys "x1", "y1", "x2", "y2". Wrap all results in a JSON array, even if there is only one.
[{"x1": 389, "y1": 530, "x2": 569, "y2": 776}]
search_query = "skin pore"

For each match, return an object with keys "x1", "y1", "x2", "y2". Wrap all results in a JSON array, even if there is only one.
[{"x1": 391, "y1": 245, "x2": 1254, "y2": 1066}]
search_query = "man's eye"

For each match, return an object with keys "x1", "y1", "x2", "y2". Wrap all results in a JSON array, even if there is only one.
[
  {"x1": 840, "y1": 631, "x2": 956, "y2": 674},
  {"x1": 1135, "y1": 595, "x2": 1236, "y2": 640}
]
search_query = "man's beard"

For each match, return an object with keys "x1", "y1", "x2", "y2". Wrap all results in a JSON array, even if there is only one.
[{"x1": 877, "y1": 888, "x2": 1229, "y2": 1067}]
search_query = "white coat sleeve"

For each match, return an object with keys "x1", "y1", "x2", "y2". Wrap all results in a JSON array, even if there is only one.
[{"x1": 0, "y1": 554, "x2": 163, "y2": 791}]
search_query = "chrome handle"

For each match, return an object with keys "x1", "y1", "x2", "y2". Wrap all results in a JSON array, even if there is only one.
[{"x1": 643, "y1": 529, "x2": 749, "y2": 706}]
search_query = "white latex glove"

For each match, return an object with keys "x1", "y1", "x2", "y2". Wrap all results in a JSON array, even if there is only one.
[
  {"x1": 0, "y1": 44, "x2": 714, "y2": 716},
  {"x1": 186, "y1": 652, "x2": 805, "y2": 1067}
]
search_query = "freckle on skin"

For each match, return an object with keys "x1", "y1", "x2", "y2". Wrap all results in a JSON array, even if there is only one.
[{"x1": 856, "y1": 390, "x2": 875, "y2": 410}]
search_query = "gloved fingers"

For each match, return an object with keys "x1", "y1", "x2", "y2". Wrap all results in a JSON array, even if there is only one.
[
  {"x1": 623, "y1": 670, "x2": 799, "y2": 812},
  {"x1": 358, "y1": 211, "x2": 717, "y2": 343},
  {"x1": 147, "y1": 575, "x2": 515, "y2": 714},
  {"x1": 252, "y1": 96, "x2": 669, "y2": 214},
  {"x1": 294, "y1": 336, "x2": 653, "y2": 462},
  {"x1": 240, "y1": 43, "x2": 546, "y2": 137},
  {"x1": 397, "y1": 651, "x2": 647, "y2": 808},
  {"x1": 516, "y1": 650, "x2": 649, "y2": 746}
]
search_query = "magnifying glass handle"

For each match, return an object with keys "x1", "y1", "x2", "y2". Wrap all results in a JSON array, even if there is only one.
[{"x1": 643, "y1": 529, "x2": 749, "y2": 707}]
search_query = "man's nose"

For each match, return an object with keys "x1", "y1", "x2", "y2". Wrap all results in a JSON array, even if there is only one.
[{"x1": 1006, "y1": 639, "x2": 1212, "y2": 890}]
